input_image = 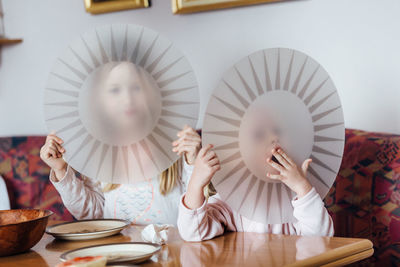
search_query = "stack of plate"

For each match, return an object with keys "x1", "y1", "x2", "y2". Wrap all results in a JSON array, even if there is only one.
[{"x1": 47, "y1": 219, "x2": 161, "y2": 265}]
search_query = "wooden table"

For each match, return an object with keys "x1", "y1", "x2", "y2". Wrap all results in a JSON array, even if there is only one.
[{"x1": 0, "y1": 222, "x2": 373, "y2": 267}]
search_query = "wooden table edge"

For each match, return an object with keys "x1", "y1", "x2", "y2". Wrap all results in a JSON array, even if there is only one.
[
  {"x1": 285, "y1": 238, "x2": 373, "y2": 267},
  {"x1": 322, "y1": 248, "x2": 374, "y2": 267}
]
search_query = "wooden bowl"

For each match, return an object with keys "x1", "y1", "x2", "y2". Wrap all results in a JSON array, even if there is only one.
[{"x1": 0, "y1": 209, "x2": 53, "y2": 256}]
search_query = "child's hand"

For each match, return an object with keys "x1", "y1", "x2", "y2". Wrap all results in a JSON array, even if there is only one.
[
  {"x1": 184, "y1": 144, "x2": 220, "y2": 209},
  {"x1": 190, "y1": 144, "x2": 220, "y2": 189},
  {"x1": 172, "y1": 125, "x2": 201, "y2": 165},
  {"x1": 40, "y1": 133, "x2": 67, "y2": 181},
  {"x1": 266, "y1": 148, "x2": 312, "y2": 198}
]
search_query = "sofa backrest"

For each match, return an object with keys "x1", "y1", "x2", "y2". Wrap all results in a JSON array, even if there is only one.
[
  {"x1": 325, "y1": 129, "x2": 400, "y2": 265},
  {"x1": 0, "y1": 136, "x2": 73, "y2": 221}
]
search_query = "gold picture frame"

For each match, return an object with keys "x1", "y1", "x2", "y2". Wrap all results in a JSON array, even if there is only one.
[
  {"x1": 84, "y1": 0, "x2": 150, "y2": 15},
  {"x1": 172, "y1": 0, "x2": 283, "y2": 14}
]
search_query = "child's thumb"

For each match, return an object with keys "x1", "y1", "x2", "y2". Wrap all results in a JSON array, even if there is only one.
[{"x1": 301, "y1": 159, "x2": 312, "y2": 175}]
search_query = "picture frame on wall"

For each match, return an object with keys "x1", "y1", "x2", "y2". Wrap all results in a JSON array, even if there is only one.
[
  {"x1": 172, "y1": 0, "x2": 283, "y2": 14},
  {"x1": 84, "y1": 0, "x2": 150, "y2": 15},
  {"x1": 0, "y1": 0, "x2": 4, "y2": 37}
]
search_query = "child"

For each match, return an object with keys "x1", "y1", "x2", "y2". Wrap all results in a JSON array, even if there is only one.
[
  {"x1": 40, "y1": 126, "x2": 209, "y2": 225},
  {"x1": 177, "y1": 144, "x2": 334, "y2": 241}
]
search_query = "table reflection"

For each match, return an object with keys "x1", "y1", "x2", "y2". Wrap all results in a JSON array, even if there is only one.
[
  {"x1": 180, "y1": 232, "x2": 269, "y2": 267},
  {"x1": 146, "y1": 245, "x2": 180, "y2": 267},
  {"x1": 178, "y1": 233, "x2": 331, "y2": 266},
  {"x1": 0, "y1": 250, "x2": 49, "y2": 267},
  {"x1": 45, "y1": 233, "x2": 131, "y2": 251},
  {"x1": 295, "y1": 236, "x2": 328, "y2": 261}
]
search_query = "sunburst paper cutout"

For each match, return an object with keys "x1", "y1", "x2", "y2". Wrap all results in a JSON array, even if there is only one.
[
  {"x1": 44, "y1": 24, "x2": 199, "y2": 184},
  {"x1": 202, "y1": 48, "x2": 344, "y2": 224}
]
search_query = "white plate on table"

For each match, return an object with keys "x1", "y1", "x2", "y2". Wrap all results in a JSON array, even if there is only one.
[
  {"x1": 46, "y1": 219, "x2": 130, "y2": 241},
  {"x1": 60, "y1": 242, "x2": 161, "y2": 264}
]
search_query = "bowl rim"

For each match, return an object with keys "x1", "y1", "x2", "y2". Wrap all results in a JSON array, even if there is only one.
[{"x1": 0, "y1": 208, "x2": 54, "y2": 227}]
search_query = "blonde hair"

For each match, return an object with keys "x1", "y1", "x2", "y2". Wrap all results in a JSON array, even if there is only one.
[
  {"x1": 102, "y1": 157, "x2": 216, "y2": 198},
  {"x1": 102, "y1": 183, "x2": 120, "y2": 193}
]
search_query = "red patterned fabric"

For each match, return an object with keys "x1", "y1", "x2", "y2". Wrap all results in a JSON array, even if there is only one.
[
  {"x1": 0, "y1": 136, "x2": 73, "y2": 221},
  {"x1": 325, "y1": 129, "x2": 400, "y2": 266}
]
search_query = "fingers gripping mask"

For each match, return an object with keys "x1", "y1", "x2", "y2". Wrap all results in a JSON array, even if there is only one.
[
  {"x1": 44, "y1": 24, "x2": 199, "y2": 184},
  {"x1": 202, "y1": 48, "x2": 345, "y2": 224}
]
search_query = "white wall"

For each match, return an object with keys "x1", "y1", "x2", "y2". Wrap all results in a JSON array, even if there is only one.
[{"x1": 0, "y1": 0, "x2": 399, "y2": 136}]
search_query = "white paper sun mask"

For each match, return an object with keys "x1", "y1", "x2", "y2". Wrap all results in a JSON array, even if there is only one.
[
  {"x1": 44, "y1": 24, "x2": 199, "y2": 184},
  {"x1": 202, "y1": 48, "x2": 344, "y2": 224}
]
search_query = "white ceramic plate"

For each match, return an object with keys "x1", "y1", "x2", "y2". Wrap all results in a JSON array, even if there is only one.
[
  {"x1": 60, "y1": 242, "x2": 161, "y2": 264},
  {"x1": 46, "y1": 219, "x2": 130, "y2": 241}
]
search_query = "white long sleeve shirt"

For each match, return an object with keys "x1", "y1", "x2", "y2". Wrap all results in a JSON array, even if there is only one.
[
  {"x1": 177, "y1": 187, "x2": 334, "y2": 241},
  {"x1": 50, "y1": 160, "x2": 193, "y2": 226}
]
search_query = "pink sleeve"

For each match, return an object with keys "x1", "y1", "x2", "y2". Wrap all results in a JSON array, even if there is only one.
[
  {"x1": 50, "y1": 165, "x2": 105, "y2": 220},
  {"x1": 291, "y1": 187, "x2": 334, "y2": 236},
  {"x1": 177, "y1": 193, "x2": 239, "y2": 241}
]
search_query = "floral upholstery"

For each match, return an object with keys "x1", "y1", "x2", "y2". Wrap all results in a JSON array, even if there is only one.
[
  {"x1": 0, "y1": 129, "x2": 399, "y2": 264},
  {"x1": 325, "y1": 129, "x2": 400, "y2": 265},
  {"x1": 0, "y1": 136, "x2": 73, "y2": 221}
]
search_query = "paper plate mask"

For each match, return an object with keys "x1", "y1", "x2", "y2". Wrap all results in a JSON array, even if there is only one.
[
  {"x1": 202, "y1": 48, "x2": 344, "y2": 224},
  {"x1": 44, "y1": 24, "x2": 199, "y2": 184}
]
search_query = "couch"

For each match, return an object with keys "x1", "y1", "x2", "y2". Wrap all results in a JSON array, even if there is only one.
[
  {"x1": 324, "y1": 129, "x2": 400, "y2": 265},
  {"x1": 0, "y1": 129, "x2": 399, "y2": 265},
  {"x1": 0, "y1": 137, "x2": 73, "y2": 221}
]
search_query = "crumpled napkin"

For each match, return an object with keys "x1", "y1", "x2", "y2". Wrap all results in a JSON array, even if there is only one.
[{"x1": 141, "y1": 224, "x2": 173, "y2": 245}]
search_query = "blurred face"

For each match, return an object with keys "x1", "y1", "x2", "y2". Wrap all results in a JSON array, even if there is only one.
[
  {"x1": 238, "y1": 91, "x2": 314, "y2": 183},
  {"x1": 80, "y1": 61, "x2": 161, "y2": 146},
  {"x1": 240, "y1": 105, "x2": 282, "y2": 182},
  {"x1": 99, "y1": 62, "x2": 150, "y2": 131}
]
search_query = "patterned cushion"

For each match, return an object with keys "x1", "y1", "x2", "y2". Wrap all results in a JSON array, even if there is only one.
[
  {"x1": 0, "y1": 136, "x2": 73, "y2": 221},
  {"x1": 325, "y1": 129, "x2": 400, "y2": 265}
]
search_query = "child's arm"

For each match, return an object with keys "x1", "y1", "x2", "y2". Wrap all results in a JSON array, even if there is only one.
[
  {"x1": 41, "y1": 134, "x2": 105, "y2": 220},
  {"x1": 266, "y1": 148, "x2": 334, "y2": 236},
  {"x1": 291, "y1": 187, "x2": 334, "y2": 236},
  {"x1": 184, "y1": 144, "x2": 220, "y2": 210},
  {"x1": 177, "y1": 145, "x2": 238, "y2": 241},
  {"x1": 49, "y1": 166, "x2": 105, "y2": 220},
  {"x1": 177, "y1": 192, "x2": 238, "y2": 241}
]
